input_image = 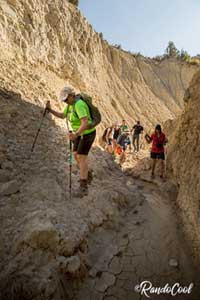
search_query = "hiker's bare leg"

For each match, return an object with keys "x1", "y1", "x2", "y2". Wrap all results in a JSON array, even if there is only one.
[
  {"x1": 120, "y1": 151, "x2": 126, "y2": 165},
  {"x1": 137, "y1": 135, "x2": 139, "y2": 152},
  {"x1": 133, "y1": 136, "x2": 136, "y2": 152},
  {"x1": 108, "y1": 145, "x2": 113, "y2": 154},
  {"x1": 160, "y1": 160, "x2": 165, "y2": 177},
  {"x1": 77, "y1": 154, "x2": 88, "y2": 180},
  {"x1": 74, "y1": 152, "x2": 80, "y2": 168},
  {"x1": 113, "y1": 139, "x2": 117, "y2": 151},
  {"x1": 151, "y1": 159, "x2": 156, "y2": 176}
]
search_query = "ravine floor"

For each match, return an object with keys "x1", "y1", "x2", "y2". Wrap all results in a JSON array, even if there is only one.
[{"x1": 58, "y1": 170, "x2": 200, "y2": 300}]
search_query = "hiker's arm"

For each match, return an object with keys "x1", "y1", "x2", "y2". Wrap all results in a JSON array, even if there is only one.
[
  {"x1": 46, "y1": 101, "x2": 65, "y2": 119},
  {"x1": 68, "y1": 117, "x2": 89, "y2": 140},
  {"x1": 76, "y1": 117, "x2": 88, "y2": 135},
  {"x1": 48, "y1": 108, "x2": 65, "y2": 119},
  {"x1": 164, "y1": 138, "x2": 168, "y2": 145},
  {"x1": 106, "y1": 128, "x2": 111, "y2": 141},
  {"x1": 145, "y1": 133, "x2": 152, "y2": 144}
]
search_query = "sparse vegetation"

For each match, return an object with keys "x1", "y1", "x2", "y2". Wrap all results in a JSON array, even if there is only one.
[
  {"x1": 165, "y1": 41, "x2": 180, "y2": 58},
  {"x1": 113, "y1": 44, "x2": 122, "y2": 50},
  {"x1": 99, "y1": 32, "x2": 103, "y2": 39},
  {"x1": 107, "y1": 39, "x2": 200, "y2": 65},
  {"x1": 180, "y1": 49, "x2": 190, "y2": 61},
  {"x1": 69, "y1": 0, "x2": 79, "y2": 6},
  {"x1": 152, "y1": 41, "x2": 200, "y2": 65},
  {"x1": 129, "y1": 51, "x2": 143, "y2": 57}
]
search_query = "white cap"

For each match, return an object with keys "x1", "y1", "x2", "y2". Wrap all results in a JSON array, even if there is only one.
[{"x1": 59, "y1": 86, "x2": 76, "y2": 102}]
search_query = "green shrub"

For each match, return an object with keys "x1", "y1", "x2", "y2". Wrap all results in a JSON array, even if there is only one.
[{"x1": 69, "y1": 0, "x2": 79, "y2": 6}]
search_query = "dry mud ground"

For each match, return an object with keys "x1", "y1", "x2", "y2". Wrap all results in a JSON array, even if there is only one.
[
  {"x1": 64, "y1": 167, "x2": 200, "y2": 300},
  {"x1": 0, "y1": 91, "x2": 200, "y2": 300}
]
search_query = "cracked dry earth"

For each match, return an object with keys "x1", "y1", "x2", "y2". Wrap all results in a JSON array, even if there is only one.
[{"x1": 65, "y1": 175, "x2": 200, "y2": 300}]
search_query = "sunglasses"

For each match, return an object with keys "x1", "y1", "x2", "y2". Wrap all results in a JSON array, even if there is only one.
[{"x1": 64, "y1": 94, "x2": 73, "y2": 103}]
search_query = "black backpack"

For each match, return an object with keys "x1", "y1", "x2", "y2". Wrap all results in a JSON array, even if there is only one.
[
  {"x1": 102, "y1": 128, "x2": 109, "y2": 142},
  {"x1": 77, "y1": 93, "x2": 101, "y2": 129},
  {"x1": 66, "y1": 93, "x2": 102, "y2": 130}
]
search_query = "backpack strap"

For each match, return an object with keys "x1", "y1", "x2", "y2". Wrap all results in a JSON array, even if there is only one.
[
  {"x1": 73, "y1": 96, "x2": 91, "y2": 119},
  {"x1": 65, "y1": 100, "x2": 80, "y2": 119},
  {"x1": 72, "y1": 97, "x2": 81, "y2": 117}
]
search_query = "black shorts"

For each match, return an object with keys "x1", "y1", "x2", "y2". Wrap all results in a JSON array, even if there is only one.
[
  {"x1": 151, "y1": 152, "x2": 165, "y2": 160},
  {"x1": 108, "y1": 138, "x2": 113, "y2": 145},
  {"x1": 73, "y1": 131, "x2": 96, "y2": 155}
]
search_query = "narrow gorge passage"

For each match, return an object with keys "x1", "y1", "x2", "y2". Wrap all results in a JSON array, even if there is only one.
[
  {"x1": 62, "y1": 168, "x2": 200, "y2": 300},
  {"x1": 1, "y1": 93, "x2": 200, "y2": 300}
]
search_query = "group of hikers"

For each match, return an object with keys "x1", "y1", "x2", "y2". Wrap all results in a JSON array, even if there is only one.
[
  {"x1": 102, "y1": 121, "x2": 167, "y2": 178},
  {"x1": 46, "y1": 87, "x2": 168, "y2": 198},
  {"x1": 102, "y1": 120, "x2": 144, "y2": 165}
]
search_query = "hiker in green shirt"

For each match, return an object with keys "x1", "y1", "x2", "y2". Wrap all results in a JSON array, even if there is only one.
[
  {"x1": 46, "y1": 87, "x2": 96, "y2": 198},
  {"x1": 120, "y1": 120, "x2": 129, "y2": 133},
  {"x1": 120, "y1": 120, "x2": 131, "y2": 151}
]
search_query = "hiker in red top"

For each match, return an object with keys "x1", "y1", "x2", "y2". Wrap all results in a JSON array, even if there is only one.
[{"x1": 145, "y1": 124, "x2": 168, "y2": 179}]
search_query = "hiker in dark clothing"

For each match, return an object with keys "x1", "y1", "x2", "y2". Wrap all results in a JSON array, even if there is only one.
[
  {"x1": 145, "y1": 124, "x2": 168, "y2": 180},
  {"x1": 131, "y1": 121, "x2": 144, "y2": 152},
  {"x1": 105, "y1": 125, "x2": 114, "y2": 154},
  {"x1": 117, "y1": 131, "x2": 130, "y2": 166},
  {"x1": 113, "y1": 124, "x2": 121, "y2": 151}
]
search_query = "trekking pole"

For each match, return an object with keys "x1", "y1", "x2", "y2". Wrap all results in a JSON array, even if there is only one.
[
  {"x1": 69, "y1": 136, "x2": 72, "y2": 201},
  {"x1": 66, "y1": 120, "x2": 72, "y2": 201},
  {"x1": 165, "y1": 147, "x2": 167, "y2": 178},
  {"x1": 31, "y1": 105, "x2": 47, "y2": 152}
]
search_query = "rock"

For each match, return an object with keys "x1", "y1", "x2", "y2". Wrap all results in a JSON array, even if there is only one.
[
  {"x1": 58, "y1": 254, "x2": 81, "y2": 274},
  {"x1": 0, "y1": 169, "x2": 10, "y2": 182},
  {"x1": 89, "y1": 267, "x2": 98, "y2": 278},
  {"x1": 1, "y1": 160, "x2": 14, "y2": 170},
  {"x1": 18, "y1": 217, "x2": 59, "y2": 251},
  {"x1": 21, "y1": 177, "x2": 62, "y2": 202},
  {"x1": 0, "y1": 179, "x2": 20, "y2": 195},
  {"x1": 109, "y1": 257, "x2": 122, "y2": 275},
  {"x1": 95, "y1": 272, "x2": 116, "y2": 292},
  {"x1": 169, "y1": 258, "x2": 179, "y2": 268},
  {"x1": 65, "y1": 255, "x2": 81, "y2": 274}
]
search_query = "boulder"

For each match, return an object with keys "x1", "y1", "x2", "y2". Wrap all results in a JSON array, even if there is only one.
[
  {"x1": 95, "y1": 272, "x2": 116, "y2": 292},
  {"x1": 1, "y1": 160, "x2": 14, "y2": 170},
  {"x1": 66, "y1": 255, "x2": 81, "y2": 274},
  {"x1": 0, "y1": 179, "x2": 20, "y2": 196},
  {"x1": 19, "y1": 217, "x2": 59, "y2": 252},
  {"x1": 0, "y1": 169, "x2": 10, "y2": 182},
  {"x1": 58, "y1": 254, "x2": 81, "y2": 274}
]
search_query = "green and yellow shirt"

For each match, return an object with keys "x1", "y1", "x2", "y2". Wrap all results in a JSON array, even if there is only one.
[{"x1": 63, "y1": 98, "x2": 95, "y2": 135}]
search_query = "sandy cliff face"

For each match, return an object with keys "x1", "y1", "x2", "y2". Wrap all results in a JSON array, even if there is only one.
[
  {"x1": 0, "y1": 0, "x2": 198, "y2": 132},
  {"x1": 167, "y1": 70, "x2": 200, "y2": 262}
]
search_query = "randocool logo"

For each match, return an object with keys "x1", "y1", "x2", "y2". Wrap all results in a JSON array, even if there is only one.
[{"x1": 134, "y1": 281, "x2": 194, "y2": 298}]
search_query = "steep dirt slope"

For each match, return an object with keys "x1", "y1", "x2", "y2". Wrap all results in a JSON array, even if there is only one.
[
  {"x1": 0, "y1": 90, "x2": 134, "y2": 298},
  {"x1": 0, "y1": 0, "x2": 198, "y2": 132},
  {"x1": 1, "y1": 90, "x2": 200, "y2": 300},
  {"x1": 166, "y1": 70, "x2": 200, "y2": 263}
]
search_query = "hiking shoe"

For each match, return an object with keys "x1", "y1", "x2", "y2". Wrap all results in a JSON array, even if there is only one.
[
  {"x1": 88, "y1": 169, "x2": 94, "y2": 185},
  {"x1": 160, "y1": 175, "x2": 166, "y2": 182},
  {"x1": 78, "y1": 170, "x2": 93, "y2": 185},
  {"x1": 73, "y1": 186, "x2": 88, "y2": 198},
  {"x1": 73, "y1": 179, "x2": 88, "y2": 198}
]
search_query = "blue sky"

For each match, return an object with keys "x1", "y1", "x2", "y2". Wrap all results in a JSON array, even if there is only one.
[{"x1": 79, "y1": 0, "x2": 200, "y2": 57}]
